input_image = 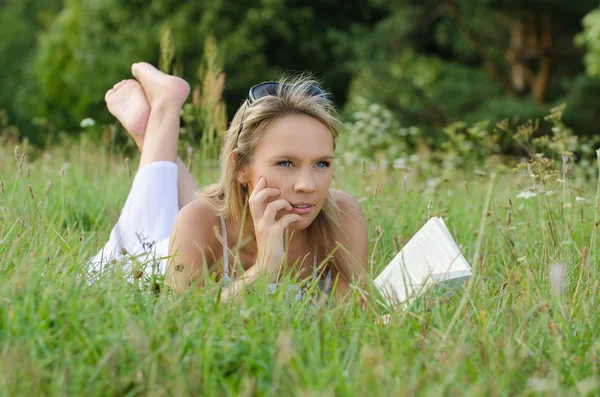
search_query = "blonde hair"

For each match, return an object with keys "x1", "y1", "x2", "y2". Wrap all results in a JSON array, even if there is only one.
[{"x1": 199, "y1": 75, "x2": 362, "y2": 284}]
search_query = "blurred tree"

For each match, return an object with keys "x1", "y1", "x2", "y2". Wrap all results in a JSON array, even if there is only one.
[
  {"x1": 0, "y1": 0, "x2": 62, "y2": 141},
  {"x1": 341, "y1": 0, "x2": 600, "y2": 145},
  {"x1": 31, "y1": 0, "x2": 383, "y2": 135},
  {"x1": 576, "y1": 6, "x2": 600, "y2": 77}
]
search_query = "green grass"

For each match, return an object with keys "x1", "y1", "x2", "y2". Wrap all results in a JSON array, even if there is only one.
[{"x1": 1, "y1": 139, "x2": 599, "y2": 396}]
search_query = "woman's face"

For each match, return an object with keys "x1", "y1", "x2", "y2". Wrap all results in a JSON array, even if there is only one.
[{"x1": 242, "y1": 114, "x2": 334, "y2": 230}]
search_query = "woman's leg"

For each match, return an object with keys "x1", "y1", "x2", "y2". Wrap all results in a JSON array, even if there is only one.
[
  {"x1": 88, "y1": 64, "x2": 193, "y2": 279},
  {"x1": 104, "y1": 77, "x2": 200, "y2": 208}
]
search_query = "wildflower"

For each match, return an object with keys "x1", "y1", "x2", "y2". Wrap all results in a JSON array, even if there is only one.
[
  {"x1": 409, "y1": 154, "x2": 421, "y2": 162},
  {"x1": 516, "y1": 191, "x2": 537, "y2": 199},
  {"x1": 393, "y1": 157, "x2": 406, "y2": 169},
  {"x1": 535, "y1": 153, "x2": 545, "y2": 158},
  {"x1": 545, "y1": 191, "x2": 554, "y2": 196},
  {"x1": 549, "y1": 263, "x2": 566, "y2": 296},
  {"x1": 576, "y1": 196, "x2": 586, "y2": 202},
  {"x1": 596, "y1": 148, "x2": 600, "y2": 163},
  {"x1": 80, "y1": 118, "x2": 95, "y2": 128},
  {"x1": 556, "y1": 178, "x2": 565, "y2": 183}
]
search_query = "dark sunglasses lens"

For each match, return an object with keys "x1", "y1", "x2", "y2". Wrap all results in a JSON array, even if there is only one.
[
  {"x1": 307, "y1": 85, "x2": 326, "y2": 98},
  {"x1": 249, "y1": 82, "x2": 327, "y2": 101},
  {"x1": 249, "y1": 82, "x2": 279, "y2": 101}
]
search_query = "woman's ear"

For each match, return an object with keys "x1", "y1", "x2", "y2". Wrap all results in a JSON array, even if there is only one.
[
  {"x1": 232, "y1": 152, "x2": 250, "y2": 187},
  {"x1": 236, "y1": 167, "x2": 248, "y2": 186}
]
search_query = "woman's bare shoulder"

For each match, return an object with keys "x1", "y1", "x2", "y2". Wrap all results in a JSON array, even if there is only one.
[
  {"x1": 171, "y1": 198, "x2": 221, "y2": 245},
  {"x1": 167, "y1": 198, "x2": 223, "y2": 291},
  {"x1": 330, "y1": 189, "x2": 364, "y2": 214}
]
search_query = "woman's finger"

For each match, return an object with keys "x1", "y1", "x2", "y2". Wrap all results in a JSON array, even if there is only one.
[
  {"x1": 275, "y1": 214, "x2": 303, "y2": 232},
  {"x1": 262, "y1": 199, "x2": 293, "y2": 222},
  {"x1": 249, "y1": 188, "x2": 280, "y2": 206},
  {"x1": 248, "y1": 176, "x2": 266, "y2": 200},
  {"x1": 248, "y1": 188, "x2": 280, "y2": 218}
]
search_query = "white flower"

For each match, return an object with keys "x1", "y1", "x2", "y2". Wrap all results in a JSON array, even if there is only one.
[
  {"x1": 545, "y1": 191, "x2": 554, "y2": 196},
  {"x1": 563, "y1": 203, "x2": 572, "y2": 208},
  {"x1": 409, "y1": 154, "x2": 421, "y2": 162},
  {"x1": 80, "y1": 118, "x2": 95, "y2": 128},
  {"x1": 516, "y1": 191, "x2": 537, "y2": 199},
  {"x1": 576, "y1": 196, "x2": 586, "y2": 202},
  {"x1": 596, "y1": 148, "x2": 600, "y2": 163},
  {"x1": 535, "y1": 153, "x2": 545, "y2": 158},
  {"x1": 557, "y1": 178, "x2": 566, "y2": 183},
  {"x1": 393, "y1": 157, "x2": 406, "y2": 169}
]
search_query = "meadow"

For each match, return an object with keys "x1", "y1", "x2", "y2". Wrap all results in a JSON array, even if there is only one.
[{"x1": 1, "y1": 125, "x2": 599, "y2": 396}]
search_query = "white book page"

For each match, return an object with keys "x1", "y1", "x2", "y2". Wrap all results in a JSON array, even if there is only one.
[{"x1": 373, "y1": 217, "x2": 472, "y2": 307}]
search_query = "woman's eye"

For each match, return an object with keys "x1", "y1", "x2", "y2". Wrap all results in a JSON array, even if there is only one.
[
  {"x1": 277, "y1": 160, "x2": 293, "y2": 167},
  {"x1": 316, "y1": 161, "x2": 331, "y2": 168}
]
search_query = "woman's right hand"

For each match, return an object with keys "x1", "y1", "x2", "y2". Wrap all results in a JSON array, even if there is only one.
[{"x1": 248, "y1": 176, "x2": 303, "y2": 280}]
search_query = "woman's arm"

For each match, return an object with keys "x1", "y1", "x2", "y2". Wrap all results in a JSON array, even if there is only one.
[
  {"x1": 166, "y1": 199, "x2": 223, "y2": 293},
  {"x1": 167, "y1": 177, "x2": 303, "y2": 299}
]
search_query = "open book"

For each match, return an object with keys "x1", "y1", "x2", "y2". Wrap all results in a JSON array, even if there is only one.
[{"x1": 373, "y1": 217, "x2": 472, "y2": 310}]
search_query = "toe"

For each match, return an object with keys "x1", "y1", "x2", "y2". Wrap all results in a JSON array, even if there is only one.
[
  {"x1": 131, "y1": 63, "x2": 141, "y2": 78},
  {"x1": 104, "y1": 88, "x2": 114, "y2": 102},
  {"x1": 113, "y1": 80, "x2": 127, "y2": 90}
]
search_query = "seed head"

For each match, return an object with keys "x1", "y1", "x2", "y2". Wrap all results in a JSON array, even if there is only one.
[
  {"x1": 27, "y1": 184, "x2": 35, "y2": 200},
  {"x1": 125, "y1": 157, "x2": 131, "y2": 178},
  {"x1": 18, "y1": 153, "x2": 25, "y2": 174}
]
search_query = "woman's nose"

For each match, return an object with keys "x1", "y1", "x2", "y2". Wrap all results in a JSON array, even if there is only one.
[{"x1": 294, "y1": 170, "x2": 316, "y2": 193}]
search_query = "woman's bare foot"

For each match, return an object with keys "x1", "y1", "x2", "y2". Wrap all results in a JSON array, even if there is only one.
[
  {"x1": 131, "y1": 62, "x2": 190, "y2": 109},
  {"x1": 104, "y1": 79, "x2": 150, "y2": 149}
]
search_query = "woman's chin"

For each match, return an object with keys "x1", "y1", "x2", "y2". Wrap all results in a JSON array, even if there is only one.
[
  {"x1": 288, "y1": 217, "x2": 313, "y2": 231},
  {"x1": 288, "y1": 222, "x2": 308, "y2": 231}
]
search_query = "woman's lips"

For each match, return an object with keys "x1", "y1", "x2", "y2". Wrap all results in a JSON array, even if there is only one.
[{"x1": 291, "y1": 205, "x2": 313, "y2": 215}]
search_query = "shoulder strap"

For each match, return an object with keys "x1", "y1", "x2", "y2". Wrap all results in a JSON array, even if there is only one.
[{"x1": 220, "y1": 216, "x2": 230, "y2": 280}]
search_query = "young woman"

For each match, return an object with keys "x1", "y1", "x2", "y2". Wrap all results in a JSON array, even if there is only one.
[{"x1": 89, "y1": 62, "x2": 368, "y2": 302}]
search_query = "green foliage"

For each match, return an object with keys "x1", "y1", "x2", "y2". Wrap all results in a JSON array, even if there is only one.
[
  {"x1": 342, "y1": 0, "x2": 600, "y2": 149},
  {"x1": 576, "y1": 7, "x2": 600, "y2": 77},
  {"x1": 26, "y1": 0, "x2": 381, "y2": 135},
  {"x1": 35, "y1": 0, "x2": 158, "y2": 130},
  {"x1": 441, "y1": 120, "x2": 499, "y2": 166},
  {"x1": 0, "y1": 0, "x2": 62, "y2": 139},
  {"x1": 339, "y1": 97, "x2": 420, "y2": 166}
]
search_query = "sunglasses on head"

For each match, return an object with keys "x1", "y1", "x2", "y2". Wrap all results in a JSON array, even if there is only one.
[{"x1": 236, "y1": 81, "x2": 327, "y2": 143}]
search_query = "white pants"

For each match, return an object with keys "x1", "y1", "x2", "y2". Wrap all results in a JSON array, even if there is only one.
[{"x1": 88, "y1": 161, "x2": 178, "y2": 281}]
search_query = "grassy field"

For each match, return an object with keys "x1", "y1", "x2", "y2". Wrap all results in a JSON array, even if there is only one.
[{"x1": 1, "y1": 136, "x2": 599, "y2": 396}]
